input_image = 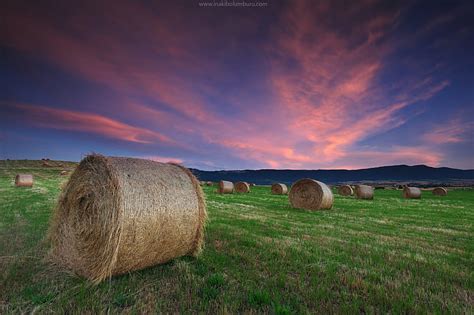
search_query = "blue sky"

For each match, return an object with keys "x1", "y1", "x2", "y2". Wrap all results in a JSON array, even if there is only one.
[{"x1": 1, "y1": 0, "x2": 473, "y2": 170}]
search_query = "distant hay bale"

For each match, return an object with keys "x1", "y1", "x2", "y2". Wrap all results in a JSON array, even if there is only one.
[
  {"x1": 338, "y1": 185, "x2": 353, "y2": 196},
  {"x1": 42, "y1": 160, "x2": 52, "y2": 167},
  {"x1": 271, "y1": 183, "x2": 288, "y2": 195},
  {"x1": 60, "y1": 171, "x2": 68, "y2": 176},
  {"x1": 15, "y1": 174, "x2": 33, "y2": 187},
  {"x1": 235, "y1": 181, "x2": 250, "y2": 193},
  {"x1": 206, "y1": 181, "x2": 213, "y2": 186},
  {"x1": 432, "y1": 187, "x2": 447, "y2": 196},
  {"x1": 250, "y1": 183, "x2": 256, "y2": 187},
  {"x1": 217, "y1": 180, "x2": 234, "y2": 194},
  {"x1": 48, "y1": 155, "x2": 206, "y2": 284},
  {"x1": 289, "y1": 179, "x2": 333, "y2": 210},
  {"x1": 403, "y1": 187, "x2": 421, "y2": 199},
  {"x1": 354, "y1": 185, "x2": 374, "y2": 200}
]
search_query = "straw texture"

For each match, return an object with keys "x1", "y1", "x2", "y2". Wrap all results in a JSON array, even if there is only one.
[
  {"x1": 432, "y1": 187, "x2": 447, "y2": 196},
  {"x1": 355, "y1": 185, "x2": 374, "y2": 200},
  {"x1": 338, "y1": 185, "x2": 353, "y2": 196},
  {"x1": 271, "y1": 183, "x2": 288, "y2": 195},
  {"x1": 289, "y1": 179, "x2": 333, "y2": 210},
  {"x1": 217, "y1": 180, "x2": 234, "y2": 194},
  {"x1": 235, "y1": 181, "x2": 250, "y2": 193},
  {"x1": 403, "y1": 187, "x2": 421, "y2": 199},
  {"x1": 48, "y1": 155, "x2": 207, "y2": 284},
  {"x1": 15, "y1": 174, "x2": 33, "y2": 187}
]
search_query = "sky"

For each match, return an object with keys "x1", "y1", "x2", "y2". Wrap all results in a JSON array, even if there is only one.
[{"x1": 1, "y1": 0, "x2": 473, "y2": 170}]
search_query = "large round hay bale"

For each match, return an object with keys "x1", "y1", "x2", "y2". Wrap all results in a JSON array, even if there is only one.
[
  {"x1": 354, "y1": 185, "x2": 374, "y2": 200},
  {"x1": 403, "y1": 186, "x2": 421, "y2": 199},
  {"x1": 48, "y1": 155, "x2": 206, "y2": 284},
  {"x1": 217, "y1": 180, "x2": 234, "y2": 194},
  {"x1": 271, "y1": 183, "x2": 288, "y2": 195},
  {"x1": 338, "y1": 185, "x2": 353, "y2": 196},
  {"x1": 206, "y1": 181, "x2": 213, "y2": 186},
  {"x1": 235, "y1": 181, "x2": 250, "y2": 193},
  {"x1": 15, "y1": 174, "x2": 33, "y2": 187},
  {"x1": 432, "y1": 187, "x2": 447, "y2": 196},
  {"x1": 289, "y1": 179, "x2": 333, "y2": 210}
]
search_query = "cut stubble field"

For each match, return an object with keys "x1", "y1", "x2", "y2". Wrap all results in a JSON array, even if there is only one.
[{"x1": 0, "y1": 163, "x2": 473, "y2": 313}]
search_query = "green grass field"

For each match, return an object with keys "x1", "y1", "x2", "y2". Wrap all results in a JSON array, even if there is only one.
[{"x1": 1, "y1": 162, "x2": 473, "y2": 313}]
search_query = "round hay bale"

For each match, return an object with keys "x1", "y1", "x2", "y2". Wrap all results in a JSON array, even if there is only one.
[
  {"x1": 289, "y1": 179, "x2": 333, "y2": 210},
  {"x1": 15, "y1": 174, "x2": 33, "y2": 187},
  {"x1": 271, "y1": 183, "x2": 288, "y2": 195},
  {"x1": 206, "y1": 181, "x2": 213, "y2": 186},
  {"x1": 338, "y1": 185, "x2": 353, "y2": 196},
  {"x1": 354, "y1": 185, "x2": 374, "y2": 200},
  {"x1": 235, "y1": 181, "x2": 250, "y2": 193},
  {"x1": 432, "y1": 187, "x2": 447, "y2": 196},
  {"x1": 403, "y1": 187, "x2": 421, "y2": 199},
  {"x1": 217, "y1": 180, "x2": 234, "y2": 194},
  {"x1": 42, "y1": 160, "x2": 52, "y2": 167},
  {"x1": 250, "y1": 183, "x2": 256, "y2": 187},
  {"x1": 48, "y1": 155, "x2": 206, "y2": 284},
  {"x1": 60, "y1": 170, "x2": 68, "y2": 176}
]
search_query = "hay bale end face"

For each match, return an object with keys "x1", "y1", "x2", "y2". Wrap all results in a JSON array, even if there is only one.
[
  {"x1": 338, "y1": 185, "x2": 353, "y2": 196},
  {"x1": 403, "y1": 187, "x2": 421, "y2": 199},
  {"x1": 432, "y1": 187, "x2": 447, "y2": 196},
  {"x1": 48, "y1": 155, "x2": 207, "y2": 284},
  {"x1": 217, "y1": 180, "x2": 234, "y2": 194},
  {"x1": 271, "y1": 183, "x2": 288, "y2": 195},
  {"x1": 354, "y1": 185, "x2": 374, "y2": 200},
  {"x1": 289, "y1": 178, "x2": 333, "y2": 210},
  {"x1": 235, "y1": 181, "x2": 250, "y2": 193},
  {"x1": 15, "y1": 174, "x2": 33, "y2": 187}
]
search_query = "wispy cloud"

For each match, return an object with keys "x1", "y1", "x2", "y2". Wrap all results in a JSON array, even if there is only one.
[
  {"x1": 0, "y1": 0, "x2": 464, "y2": 169},
  {"x1": 423, "y1": 119, "x2": 473, "y2": 144},
  {"x1": 4, "y1": 102, "x2": 174, "y2": 144}
]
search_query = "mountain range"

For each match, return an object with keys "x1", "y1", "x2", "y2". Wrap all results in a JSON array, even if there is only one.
[{"x1": 191, "y1": 164, "x2": 474, "y2": 186}]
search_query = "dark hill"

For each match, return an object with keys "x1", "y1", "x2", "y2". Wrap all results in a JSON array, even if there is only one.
[{"x1": 191, "y1": 165, "x2": 474, "y2": 186}]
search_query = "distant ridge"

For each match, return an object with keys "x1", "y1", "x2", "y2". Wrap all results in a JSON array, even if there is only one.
[{"x1": 191, "y1": 164, "x2": 474, "y2": 186}]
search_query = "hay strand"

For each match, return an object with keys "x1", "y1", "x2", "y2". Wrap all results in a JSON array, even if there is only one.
[
  {"x1": 48, "y1": 154, "x2": 207, "y2": 284},
  {"x1": 289, "y1": 179, "x2": 333, "y2": 210},
  {"x1": 217, "y1": 180, "x2": 234, "y2": 194},
  {"x1": 235, "y1": 181, "x2": 250, "y2": 193},
  {"x1": 354, "y1": 185, "x2": 374, "y2": 200},
  {"x1": 432, "y1": 187, "x2": 447, "y2": 196},
  {"x1": 403, "y1": 187, "x2": 421, "y2": 199},
  {"x1": 338, "y1": 185, "x2": 353, "y2": 196},
  {"x1": 271, "y1": 183, "x2": 288, "y2": 195},
  {"x1": 15, "y1": 174, "x2": 33, "y2": 187}
]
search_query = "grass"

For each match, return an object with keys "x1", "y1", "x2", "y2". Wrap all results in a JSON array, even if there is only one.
[{"x1": 0, "y1": 161, "x2": 473, "y2": 313}]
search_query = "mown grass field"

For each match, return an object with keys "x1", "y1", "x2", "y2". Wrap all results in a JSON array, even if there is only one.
[{"x1": 1, "y1": 161, "x2": 473, "y2": 313}]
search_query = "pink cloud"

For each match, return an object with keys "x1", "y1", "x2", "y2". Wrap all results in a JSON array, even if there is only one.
[
  {"x1": 423, "y1": 119, "x2": 473, "y2": 144},
  {"x1": 0, "y1": 1, "x2": 456, "y2": 169},
  {"x1": 7, "y1": 102, "x2": 174, "y2": 144}
]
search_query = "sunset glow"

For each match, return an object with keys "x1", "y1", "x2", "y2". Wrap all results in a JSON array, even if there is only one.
[{"x1": 1, "y1": 0, "x2": 473, "y2": 169}]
